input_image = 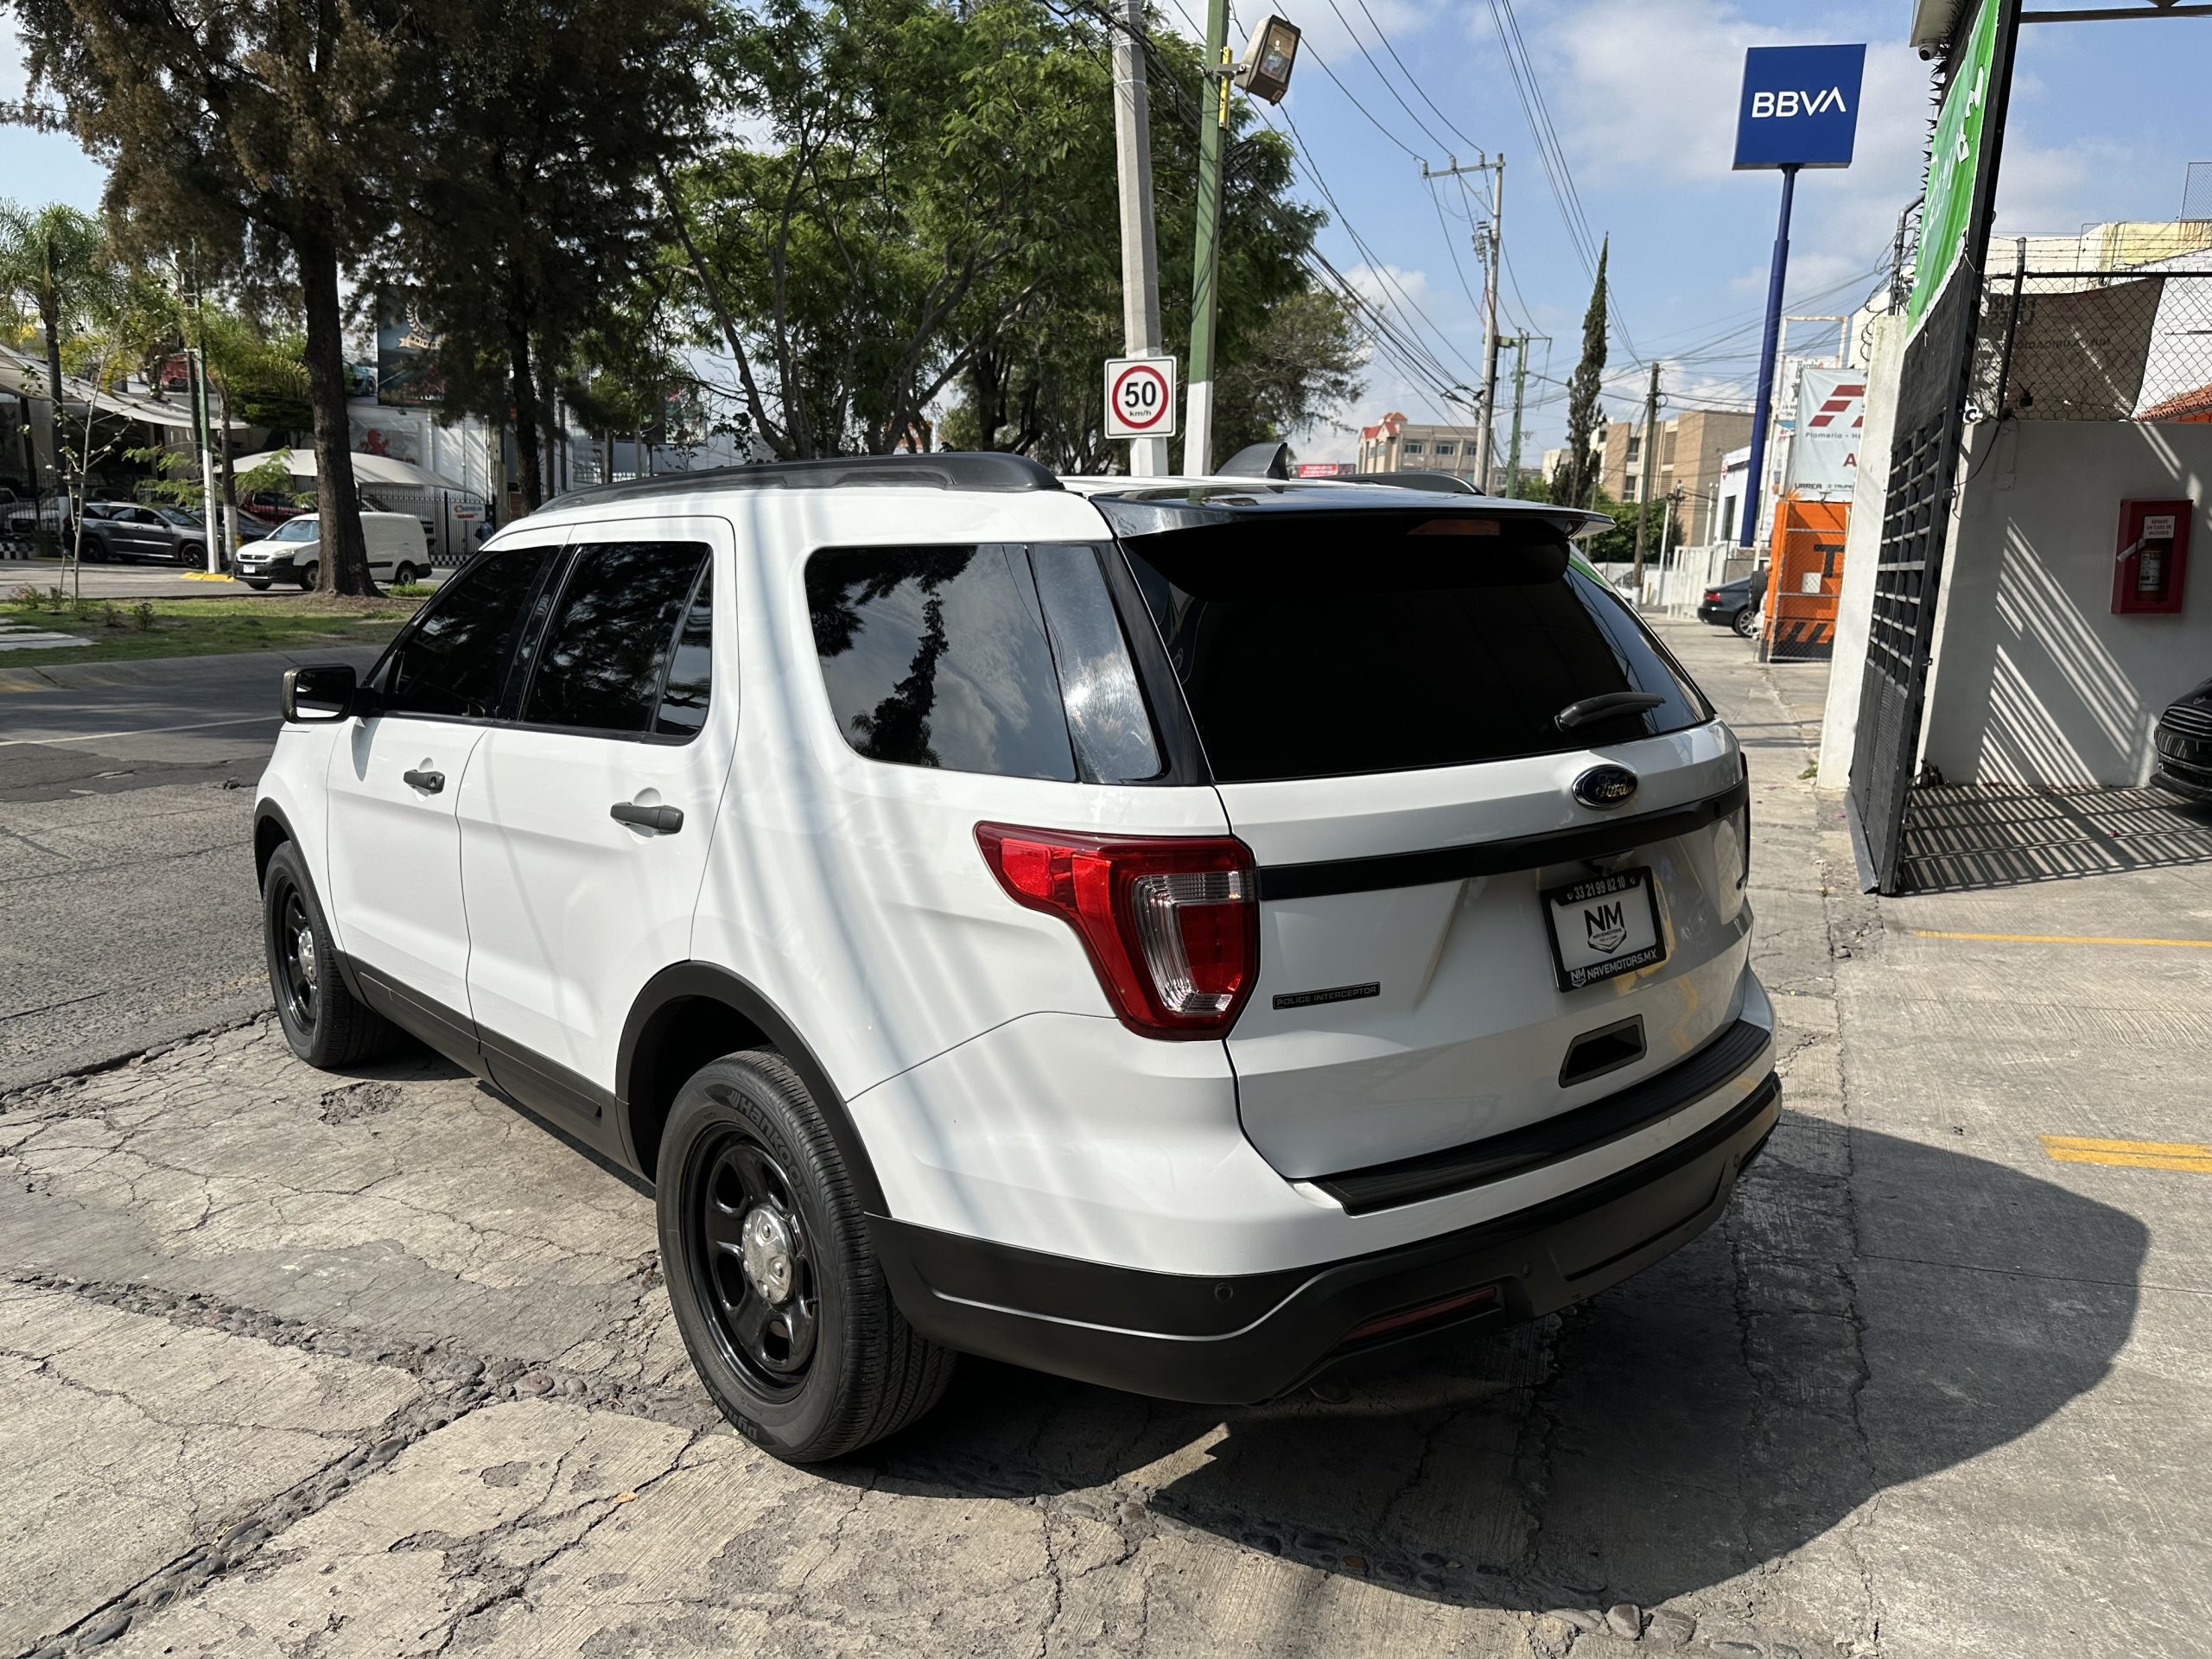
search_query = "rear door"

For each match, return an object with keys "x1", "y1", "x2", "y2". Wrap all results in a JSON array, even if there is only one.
[{"x1": 1113, "y1": 504, "x2": 1752, "y2": 1180}]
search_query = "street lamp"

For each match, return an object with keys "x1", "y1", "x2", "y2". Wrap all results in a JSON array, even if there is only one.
[{"x1": 1234, "y1": 16, "x2": 1300, "y2": 105}]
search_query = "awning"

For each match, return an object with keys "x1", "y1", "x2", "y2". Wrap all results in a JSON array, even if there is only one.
[
  {"x1": 0, "y1": 342, "x2": 244, "y2": 431},
  {"x1": 233, "y1": 446, "x2": 468, "y2": 492}
]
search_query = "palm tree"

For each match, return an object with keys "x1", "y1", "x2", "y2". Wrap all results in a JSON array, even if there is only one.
[{"x1": 0, "y1": 200, "x2": 122, "y2": 535}]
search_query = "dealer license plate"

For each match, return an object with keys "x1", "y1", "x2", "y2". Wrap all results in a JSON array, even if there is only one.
[{"x1": 1541, "y1": 867, "x2": 1666, "y2": 991}]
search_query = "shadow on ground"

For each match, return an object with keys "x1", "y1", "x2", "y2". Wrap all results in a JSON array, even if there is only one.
[
  {"x1": 1897, "y1": 782, "x2": 2212, "y2": 893},
  {"x1": 854, "y1": 1122, "x2": 2143, "y2": 1618}
]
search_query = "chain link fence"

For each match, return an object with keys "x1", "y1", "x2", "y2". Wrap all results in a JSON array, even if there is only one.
[{"x1": 1972, "y1": 265, "x2": 2212, "y2": 424}]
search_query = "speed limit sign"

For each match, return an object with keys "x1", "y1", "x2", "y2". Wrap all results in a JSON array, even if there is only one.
[{"x1": 1104, "y1": 356, "x2": 1178, "y2": 440}]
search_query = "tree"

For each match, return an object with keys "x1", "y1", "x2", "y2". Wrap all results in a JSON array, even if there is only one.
[
  {"x1": 664, "y1": 0, "x2": 1116, "y2": 459},
  {"x1": 385, "y1": 0, "x2": 712, "y2": 510},
  {"x1": 938, "y1": 13, "x2": 1360, "y2": 467},
  {"x1": 0, "y1": 200, "x2": 121, "y2": 527},
  {"x1": 1552, "y1": 237, "x2": 1608, "y2": 510},
  {"x1": 1580, "y1": 486, "x2": 1678, "y2": 567},
  {"x1": 11, "y1": 0, "x2": 406, "y2": 594}
]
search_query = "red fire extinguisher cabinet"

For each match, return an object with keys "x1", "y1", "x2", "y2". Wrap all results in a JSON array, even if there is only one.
[{"x1": 2112, "y1": 498, "x2": 2191, "y2": 615}]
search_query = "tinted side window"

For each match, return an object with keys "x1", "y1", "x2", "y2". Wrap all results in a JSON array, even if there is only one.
[
  {"x1": 805, "y1": 546, "x2": 1075, "y2": 780},
  {"x1": 654, "y1": 563, "x2": 714, "y2": 737},
  {"x1": 382, "y1": 546, "x2": 556, "y2": 719},
  {"x1": 523, "y1": 542, "x2": 711, "y2": 734}
]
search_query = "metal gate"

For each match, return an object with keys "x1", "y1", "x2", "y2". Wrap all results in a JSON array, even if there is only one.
[
  {"x1": 1844, "y1": 0, "x2": 2020, "y2": 893},
  {"x1": 1845, "y1": 392, "x2": 1958, "y2": 888}
]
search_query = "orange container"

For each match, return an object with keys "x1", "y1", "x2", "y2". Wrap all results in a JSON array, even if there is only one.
[{"x1": 1761, "y1": 496, "x2": 1848, "y2": 662}]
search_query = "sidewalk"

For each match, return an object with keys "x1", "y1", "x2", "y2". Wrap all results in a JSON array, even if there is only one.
[{"x1": 1668, "y1": 616, "x2": 2211, "y2": 1656}]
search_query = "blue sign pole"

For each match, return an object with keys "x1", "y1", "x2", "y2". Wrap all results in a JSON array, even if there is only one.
[
  {"x1": 1740, "y1": 164, "x2": 1797, "y2": 550},
  {"x1": 1731, "y1": 42, "x2": 1865, "y2": 550}
]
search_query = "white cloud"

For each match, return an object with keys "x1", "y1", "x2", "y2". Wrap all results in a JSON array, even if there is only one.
[{"x1": 1497, "y1": 2, "x2": 1930, "y2": 310}]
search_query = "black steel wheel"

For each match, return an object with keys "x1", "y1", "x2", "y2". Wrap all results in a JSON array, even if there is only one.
[
  {"x1": 685, "y1": 1128, "x2": 821, "y2": 1396},
  {"x1": 274, "y1": 881, "x2": 318, "y2": 1033},
  {"x1": 658, "y1": 1051, "x2": 953, "y2": 1462},
  {"x1": 260, "y1": 840, "x2": 395, "y2": 1069}
]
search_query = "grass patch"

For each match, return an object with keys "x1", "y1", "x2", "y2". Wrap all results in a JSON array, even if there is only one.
[{"x1": 3, "y1": 587, "x2": 423, "y2": 665}]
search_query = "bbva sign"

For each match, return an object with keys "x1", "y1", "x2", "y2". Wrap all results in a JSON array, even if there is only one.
[
  {"x1": 1748, "y1": 87, "x2": 1851, "y2": 119},
  {"x1": 1734, "y1": 44, "x2": 1866, "y2": 171}
]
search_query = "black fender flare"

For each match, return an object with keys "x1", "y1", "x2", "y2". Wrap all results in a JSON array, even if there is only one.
[
  {"x1": 617, "y1": 962, "x2": 887, "y2": 1215},
  {"x1": 252, "y1": 799, "x2": 299, "y2": 887}
]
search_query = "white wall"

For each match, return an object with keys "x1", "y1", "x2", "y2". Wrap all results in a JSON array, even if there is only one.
[
  {"x1": 1917, "y1": 419, "x2": 2212, "y2": 788},
  {"x1": 1817, "y1": 310, "x2": 1908, "y2": 790}
]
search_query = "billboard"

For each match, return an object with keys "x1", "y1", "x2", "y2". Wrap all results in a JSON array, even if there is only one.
[
  {"x1": 1733, "y1": 44, "x2": 1866, "y2": 170},
  {"x1": 376, "y1": 291, "x2": 447, "y2": 408},
  {"x1": 1908, "y1": 0, "x2": 2004, "y2": 332},
  {"x1": 1785, "y1": 368, "x2": 1866, "y2": 493}
]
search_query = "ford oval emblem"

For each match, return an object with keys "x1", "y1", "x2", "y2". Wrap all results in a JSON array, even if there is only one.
[{"x1": 1572, "y1": 765, "x2": 1638, "y2": 810}]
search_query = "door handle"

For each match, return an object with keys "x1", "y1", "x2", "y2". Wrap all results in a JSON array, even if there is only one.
[
  {"x1": 610, "y1": 801, "x2": 684, "y2": 835},
  {"x1": 403, "y1": 768, "x2": 445, "y2": 794}
]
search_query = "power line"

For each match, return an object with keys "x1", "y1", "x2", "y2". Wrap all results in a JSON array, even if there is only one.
[
  {"x1": 1354, "y1": 0, "x2": 1484, "y2": 156},
  {"x1": 1319, "y1": 0, "x2": 1454, "y2": 157}
]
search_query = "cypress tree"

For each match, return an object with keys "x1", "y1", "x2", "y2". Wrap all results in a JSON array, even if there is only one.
[{"x1": 1553, "y1": 238, "x2": 1609, "y2": 510}]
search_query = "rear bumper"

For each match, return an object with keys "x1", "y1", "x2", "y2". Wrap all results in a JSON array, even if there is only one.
[{"x1": 870, "y1": 1069, "x2": 1780, "y2": 1404}]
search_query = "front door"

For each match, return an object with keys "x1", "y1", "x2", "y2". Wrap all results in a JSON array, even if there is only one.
[
  {"x1": 322, "y1": 538, "x2": 566, "y2": 1041},
  {"x1": 457, "y1": 523, "x2": 734, "y2": 1122}
]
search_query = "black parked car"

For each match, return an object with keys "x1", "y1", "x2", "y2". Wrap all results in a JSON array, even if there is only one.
[
  {"x1": 1697, "y1": 568, "x2": 1769, "y2": 639},
  {"x1": 2154, "y1": 676, "x2": 2212, "y2": 802}
]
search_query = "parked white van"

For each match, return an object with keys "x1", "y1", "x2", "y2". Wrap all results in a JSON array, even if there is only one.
[{"x1": 238, "y1": 511, "x2": 429, "y2": 590}]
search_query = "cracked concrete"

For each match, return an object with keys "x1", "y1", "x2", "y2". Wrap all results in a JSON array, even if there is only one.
[{"x1": 3, "y1": 621, "x2": 2206, "y2": 1657}]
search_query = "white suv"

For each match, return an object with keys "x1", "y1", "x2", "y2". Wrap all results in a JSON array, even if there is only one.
[{"x1": 256, "y1": 454, "x2": 1775, "y2": 1462}]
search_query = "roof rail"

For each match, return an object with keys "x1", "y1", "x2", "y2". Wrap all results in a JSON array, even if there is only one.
[{"x1": 548, "y1": 451, "x2": 1062, "y2": 507}]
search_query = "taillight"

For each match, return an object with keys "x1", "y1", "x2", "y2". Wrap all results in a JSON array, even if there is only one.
[
  {"x1": 976, "y1": 823, "x2": 1259, "y2": 1039},
  {"x1": 1704, "y1": 589, "x2": 1723, "y2": 602}
]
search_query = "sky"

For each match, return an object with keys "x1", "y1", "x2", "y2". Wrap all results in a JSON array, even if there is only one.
[{"x1": 7, "y1": 2, "x2": 2210, "y2": 462}]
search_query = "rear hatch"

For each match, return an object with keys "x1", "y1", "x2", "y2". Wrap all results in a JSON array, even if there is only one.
[{"x1": 1100, "y1": 488, "x2": 1752, "y2": 1181}]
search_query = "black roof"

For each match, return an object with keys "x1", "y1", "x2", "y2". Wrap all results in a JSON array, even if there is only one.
[{"x1": 547, "y1": 452, "x2": 1060, "y2": 506}]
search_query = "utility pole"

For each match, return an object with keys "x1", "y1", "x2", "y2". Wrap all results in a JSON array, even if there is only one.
[
  {"x1": 1422, "y1": 154, "x2": 1504, "y2": 488},
  {"x1": 1183, "y1": 0, "x2": 1230, "y2": 475},
  {"x1": 1111, "y1": 0, "x2": 1170, "y2": 476},
  {"x1": 1503, "y1": 333, "x2": 1544, "y2": 497},
  {"x1": 1631, "y1": 361, "x2": 1662, "y2": 596},
  {"x1": 184, "y1": 257, "x2": 220, "y2": 574}
]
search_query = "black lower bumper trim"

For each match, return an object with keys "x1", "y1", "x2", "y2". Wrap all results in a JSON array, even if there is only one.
[
  {"x1": 869, "y1": 1071, "x2": 1780, "y2": 1405},
  {"x1": 1316, "y1": 1017, "x2": 1770, "y2": 1214}
]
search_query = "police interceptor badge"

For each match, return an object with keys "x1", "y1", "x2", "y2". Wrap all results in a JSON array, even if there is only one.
[{"x1": 1541, "y1": 867, "x2": 1667, "y2": 991}]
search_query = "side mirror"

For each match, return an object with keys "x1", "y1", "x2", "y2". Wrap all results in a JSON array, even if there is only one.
[{"x1": 283, "y1": 663, "x2": 359, "y2": 723}]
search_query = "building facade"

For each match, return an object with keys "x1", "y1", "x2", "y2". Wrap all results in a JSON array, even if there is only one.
[
  {"x1": 1357, "y1": 411, "x2": 1486, "y2": 482},
  {"x1": 1599, "y1": 408, "x2": 1754, "y2": 545}
]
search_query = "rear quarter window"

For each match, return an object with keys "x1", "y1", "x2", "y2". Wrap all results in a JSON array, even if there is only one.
[
  {"x1": 804, "y1": 545, "x2": 1077, "y2": 780},
  {"x1": 1121, "y1": 512, "x2": 1711, "y2": 783}
]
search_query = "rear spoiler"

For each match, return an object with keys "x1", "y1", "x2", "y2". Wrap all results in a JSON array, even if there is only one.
[{"x1": 1088, "y1": 486, "x2": 1611, "y2": 543}]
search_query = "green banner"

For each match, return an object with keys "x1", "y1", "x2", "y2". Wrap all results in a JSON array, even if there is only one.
[{"x1": 1908, "y1": 0, "x2": 2002, "y2": 334}]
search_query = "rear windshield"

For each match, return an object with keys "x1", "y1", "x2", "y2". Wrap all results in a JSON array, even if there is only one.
[{"x1": 1120, "y1": 513, "x2": 1710, "y2": 783}]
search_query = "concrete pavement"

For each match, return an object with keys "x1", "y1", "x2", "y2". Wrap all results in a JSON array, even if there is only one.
[{"x1": 1, "y1": 620, "x2": 2207, "y2": 1656}]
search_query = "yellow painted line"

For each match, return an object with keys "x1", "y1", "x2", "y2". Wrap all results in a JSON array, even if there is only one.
[
  {"x1": 1912, "y1": 929, "x2": 2212, "y2": 950},
  {"x1": 2042, "y1": 1135, "x2": 2212, "y2": 1173}
]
